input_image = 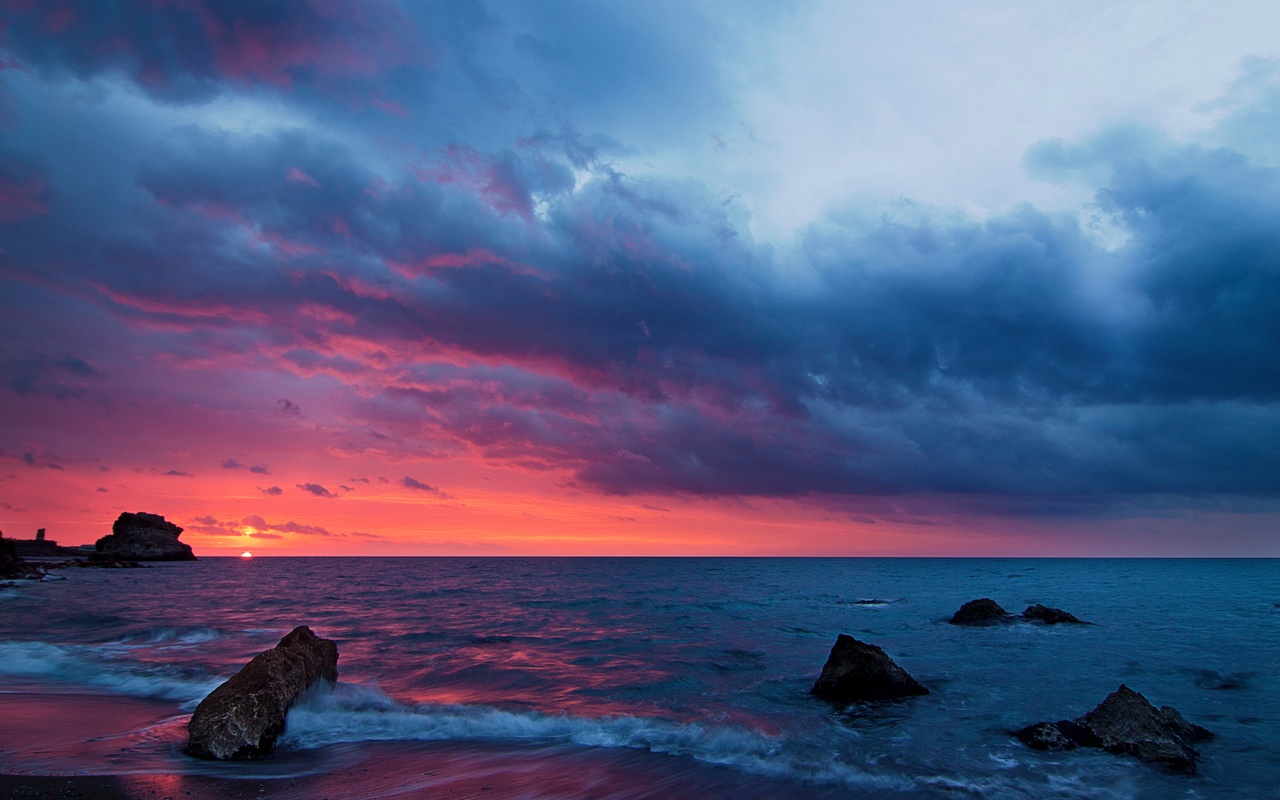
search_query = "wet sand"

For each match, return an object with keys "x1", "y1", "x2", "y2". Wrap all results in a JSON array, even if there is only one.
[
  {"x1": 0, "y1": 691, "x2": 874, "y2": 800},
  {"x1": 1, "y1": 743, "x2": 877, "y2": 800}
]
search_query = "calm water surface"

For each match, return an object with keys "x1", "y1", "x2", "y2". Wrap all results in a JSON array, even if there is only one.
[{"x1": 0, "y1": 558, "x2": 1276, "y2": 798}]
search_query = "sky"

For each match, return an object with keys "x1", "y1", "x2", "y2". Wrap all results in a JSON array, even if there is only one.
[{"x1": 1, "y1": 0, "x2": 1278, "y2": 556}]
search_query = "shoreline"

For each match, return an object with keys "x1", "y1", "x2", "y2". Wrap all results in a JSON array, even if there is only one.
[
  {"x1": 0, "y1": 686, "x2": 883, "y2": 800},
  {"x1": 0, "y1": 774, "x2": 303, "y2": 800}
]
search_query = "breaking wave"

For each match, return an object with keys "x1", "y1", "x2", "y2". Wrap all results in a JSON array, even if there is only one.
[
  {"x1": 281, "y1": 682, "x2": 905, "y2": 790},
  {"x1": 111, "y1": 626, "x2": 225, "y2": 646},
  {"x1": 0, "y1": 640, "x2": 221, "y2": 706}
]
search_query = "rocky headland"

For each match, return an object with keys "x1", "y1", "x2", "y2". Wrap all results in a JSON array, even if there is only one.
[{"x1": 94, "y1": 512, "x2": 197, "y2": 562}]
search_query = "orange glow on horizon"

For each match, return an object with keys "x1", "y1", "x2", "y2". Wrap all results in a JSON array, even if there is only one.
[{"x1": 3, "y1": 454, "x2": 1277, "y2": 558}]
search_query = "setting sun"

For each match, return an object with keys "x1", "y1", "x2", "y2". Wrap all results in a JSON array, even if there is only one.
[{"x1": 240, "y1": 552, "x2": 252, "y2": 559}]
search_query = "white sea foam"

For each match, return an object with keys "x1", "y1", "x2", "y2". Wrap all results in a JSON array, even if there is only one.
[
  {"x1": 112, "y1": 626, "x2": 224, "y2": 646},
  {"x1": 0, "y1": 640, "x2": 221, "y2": 705},
  {"x1": 281, "y1": 684, "x2": 1141, "y2": 797},
  {"x1": 281, "y1": 682, "x2": 907, "y2": 791}
]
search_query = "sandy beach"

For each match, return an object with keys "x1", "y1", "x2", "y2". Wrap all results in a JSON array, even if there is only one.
[{"x1": 0, "y1": 689, "x2": 839, "y2": 800}]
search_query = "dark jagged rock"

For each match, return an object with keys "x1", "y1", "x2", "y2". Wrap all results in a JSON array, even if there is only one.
[
  {"x1": 94, "y1": 512, "x2": 196, "y2": 561},
  {"x1": 1015, "y1": 721, "x2": 1078, "y2": 750},
  {"x1": 948, "y1": 598, "x2": 1011, "y2": 626},
  {"x1": 1015, "y1": 685, "x2": 1213, "y2": 773},
  {"x1": 811, "y1": 634, "x2": 929, "y2": 703},
  {"x1": 186, "y1": 626, "x2": 338, "y2": 760},
  {"x1": 1, "y1": 534, "x2": 44, "y2": 580},
  {"x1": 1021, "y1": 604, "x2": 1089, "y2": 625},
  {"x1": 1191, "y1": 669, "x2": 1248, "y2": 691}
]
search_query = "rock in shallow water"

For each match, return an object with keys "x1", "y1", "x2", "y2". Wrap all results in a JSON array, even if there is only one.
[
  {"x1": 95, "y1": 512, "x2": 196, "y2": 561},
  {"x1": 1021, "y1": 604, "x2": 1088, "y2": 624},
  {"x1": 1015, "y1": 684, "x2": 1213, "y2": 773},
  {"x1": 811, "y1": 634, "x2": 929, "y2": 703},
  {"x1": 948, "y1": 598, "x2": 1011, "y2": 626},
  {"x1": 186, "y1": 626, "x2": 338, "y2": 760}
]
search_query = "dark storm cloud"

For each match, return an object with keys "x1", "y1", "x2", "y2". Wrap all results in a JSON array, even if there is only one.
[
  {"x1": 345, "y1": 135, "x2": 1280, "y2": 499},
  {"x1": 0, "y1": 0, "x2": 418, "y2": 104},
  {"x1": 0, "y1": 149, "x2": 52, "y2": 221},
  {"x1": 15, "y1": 110, "x2": 1280, "y2": 502},
  {"x1": 2, "y1": 1, "x2": 1278, "y2": 517},
  {"x1": 1, "y1": 351, "x2": 99, "y2": 400}
]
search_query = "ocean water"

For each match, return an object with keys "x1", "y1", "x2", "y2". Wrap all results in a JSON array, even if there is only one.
[{"x1": 0, "y1": 557, "x2": 1276, "y2": 798}]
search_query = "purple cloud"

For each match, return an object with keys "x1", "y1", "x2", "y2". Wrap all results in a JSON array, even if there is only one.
[
  {"x1": 401, "y1": 475, "x2": 441, "y2": 494},
  {"x1": 296, "y1": 482, "x2": 335, "y2": 498}
]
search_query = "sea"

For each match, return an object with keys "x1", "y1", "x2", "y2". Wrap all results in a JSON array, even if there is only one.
[{"x1": 0, "y1": 558, "x2": 1276, "y2": 799}]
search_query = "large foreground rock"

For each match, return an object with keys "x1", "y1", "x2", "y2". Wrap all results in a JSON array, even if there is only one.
[
  {"x1": 811, "y1": 634, "x2": 929, "y2": 702},
  {"x1": 186, "y1": 626, "x2": 338, "y2": 760},
  {"x1": 1015, "y1": 684, "x2": 1213, "y2": 773},
  {"x1": 95, "y1": 512, "x2": 196, "y2": 561},
  {"x1": 949, "y1": 598, "x2": 1011, "y2": 626}
]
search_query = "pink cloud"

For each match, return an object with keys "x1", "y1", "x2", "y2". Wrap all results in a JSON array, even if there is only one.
[
  {"x1": 184, "y1": 2, "x2": 415, "y2": 89},
  {"x1": 413, "y1": 146, "x2": 535, "y2": 221},
  {"x1": 253, "y1": 228, "x2": 322, "y2": 258},
  {"x1": 284, "y1": 166, "x2": 320, "y2": 187},
  {"x1": 387, "y1": 247, "x2": 546, "y2": 280},
  {"x1": 370, "y1": 95, "x2": 408, "y2": 117}
]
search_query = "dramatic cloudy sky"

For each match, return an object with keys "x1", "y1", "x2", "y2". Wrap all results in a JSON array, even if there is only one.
[{"x1": 2, "y1": 1, "x2": 1278, "y2": 555}]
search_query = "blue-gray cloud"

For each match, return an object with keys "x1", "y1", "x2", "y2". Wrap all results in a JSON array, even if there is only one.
[{"x1": 2, "y1": 3, "x2": 1278, "y2": 525}]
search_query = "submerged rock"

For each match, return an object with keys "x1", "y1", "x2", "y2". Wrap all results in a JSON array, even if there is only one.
[
  {"x1": 1021, "y1": 604, "x2": 1089, "y2": 625},
  {"x1": 1015, "y1": 721, "x2": 1078, "y2": 750},
  {"x1": 95, "y1": 512, "x2": 196, "y2": 561},
  {"x1": 186, "y1": 626, "x2": 338, "y2": 760},
  {"x1": 948, "y1": 598, "x2": 1011, "y2": 626},
  {"x1": 811, "y1": 634, "x2": 929, "y2": 703},
  {"x1": 1015, "y1": 684, "x2": 1213, "y2": 773}
]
